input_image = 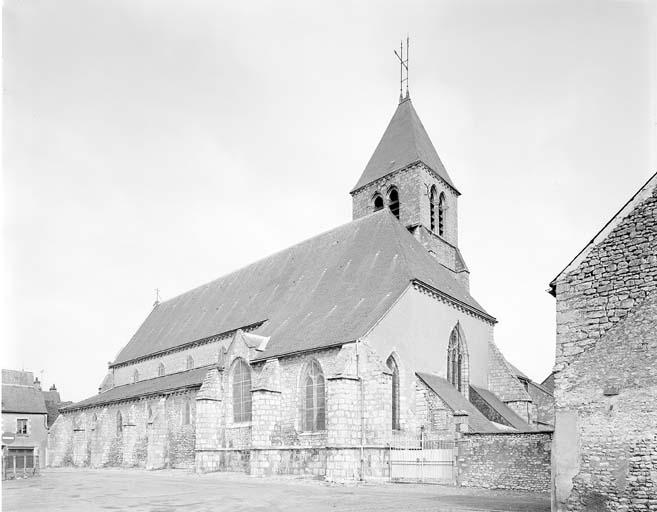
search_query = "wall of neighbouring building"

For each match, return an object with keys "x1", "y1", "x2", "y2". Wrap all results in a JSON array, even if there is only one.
[
  {"x1": 2, "y1": 412, "x2": 48, "y2": 467},
  {"x1": 457, "y1": 432, "x2": 552, "y2": 493},
  {"x1": 48, "y1": 390, "x2": 197, "y2": 469},
  {"x1": 553, "y1": 183, "x2": 657, "y2": 511}
]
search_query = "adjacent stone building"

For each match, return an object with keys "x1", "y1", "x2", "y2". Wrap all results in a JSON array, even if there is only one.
[
  {"x1": 2, "y1": 370, "x2": 49, "y2": 468},
  {"x1": 49, "y1": 92, "x2": 551, "y2": 483},
  {"x1": 549, "y1": 172, "x2": 657, "y2": 511}
]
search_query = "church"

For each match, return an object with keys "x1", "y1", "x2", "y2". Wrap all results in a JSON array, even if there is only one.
[{"x1": 48, "y1": 89, "x2": 553, "y2": 482}]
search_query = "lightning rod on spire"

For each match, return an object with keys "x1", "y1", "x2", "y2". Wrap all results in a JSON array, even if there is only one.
[{"x1": 394, "y1": 36, "x2": 410, "y2": 103}]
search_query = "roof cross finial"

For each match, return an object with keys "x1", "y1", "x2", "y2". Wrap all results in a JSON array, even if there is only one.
[
  {"x1": 394, "y1": 35, "x2": 409, "y2": 103},
  {"x1": 153, "y1": 288, "x2": 161, "y2": 307}
]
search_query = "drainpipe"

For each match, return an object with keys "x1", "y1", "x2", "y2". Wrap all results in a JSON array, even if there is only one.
[{"x1": 356, "y1": 337, "x2": 365, "y2": 481}]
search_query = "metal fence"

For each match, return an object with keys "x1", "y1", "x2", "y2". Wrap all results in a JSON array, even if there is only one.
[
  {"x1": 389, "y1": 432, "x2": 455, "y2": 483},
  {"x1": 2, "y1": 453, "x2": 40, "y2": 480}
]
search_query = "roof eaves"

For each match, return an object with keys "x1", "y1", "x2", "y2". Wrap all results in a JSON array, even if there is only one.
[{"x1": 412, "y1": 279, "x2": 496, "y2": 324}]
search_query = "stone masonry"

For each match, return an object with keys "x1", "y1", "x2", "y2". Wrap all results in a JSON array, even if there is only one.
[{"x1": 552, "y1": 176, "x2": 657, "y2": 511}]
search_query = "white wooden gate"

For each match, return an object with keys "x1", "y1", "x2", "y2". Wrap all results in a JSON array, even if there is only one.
[{"x1": 389, "y1": 436, "x2": 454, "y2": 483}]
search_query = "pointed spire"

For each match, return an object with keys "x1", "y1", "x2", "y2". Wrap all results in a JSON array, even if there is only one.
[{"x1": 351, "y1": 98, "x2": 457, "y2": 194}]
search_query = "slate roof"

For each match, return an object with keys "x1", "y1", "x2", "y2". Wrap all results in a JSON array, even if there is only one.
[
  {"x1": 416, "y1": 372, "x2": 498, "y2": 433},
  {"x1": 470, "y1": 385, "x2": 534, "y2": 432},
  {"x1": 113, "y1": 210, "x2": 493, "y2": 366},
  {"x1": 2, "y1": 384, "x2": 47, "y2": 415},
  {"x1": 351, "y1": 97, "x2": 456, "y2": 193},
  {"x1": 62, "y1": 366, "x2": 212, "y2": 411}
]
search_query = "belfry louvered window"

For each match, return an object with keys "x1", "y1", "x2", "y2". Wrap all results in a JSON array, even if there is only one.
[
  {"x1": 232, "y1": 359, "x2": 252, "y2": 423},
  {"x1": 301, "y1": 360, "x2": 326, "y2": 431},
  {"x1": 438, "y1": 193, "x2": 446, "y2": 237},
  {"x1": 373, "y1": 194, "x2": 384, "y2": 212},
  {"x1": 430, "y1": 186, "x2": 437, "y2": 232},
  {"x1": 388, "y1": 188, "x2": 400, "y2": 219}
]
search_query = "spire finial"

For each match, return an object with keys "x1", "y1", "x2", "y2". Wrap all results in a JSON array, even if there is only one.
[
  {"x1": 153, "y1": 288, "x2": 161, "y2": 307},
  {"x1": 394, "y1": 36, "x2": 409, "y2": 103}
]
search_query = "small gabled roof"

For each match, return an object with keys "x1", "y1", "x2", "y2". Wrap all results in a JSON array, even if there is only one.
[
  {"x1": 470, "y1": 385, "x2": 535, "y2": 432},
  {"x1": 351, "y1": 97, "x2": 457, "y2": 193},
  {"x1": 416, "y1": 372, "x2": 498, "y2": 434},
  {"x1": 113, "y1": 210, "x2": 493, "y2": 366},
  {"x1": 549, "y1": 171, "x2": 657, "y2": 295}
]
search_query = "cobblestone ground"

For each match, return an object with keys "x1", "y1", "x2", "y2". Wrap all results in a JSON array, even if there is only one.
[{"x1": 3, "y1": 468, "x2": 550, "y2": 512}]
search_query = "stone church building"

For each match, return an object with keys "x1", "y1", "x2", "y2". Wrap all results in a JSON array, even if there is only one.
[
  {"x1": 49, "y1": 92, "x2": 551, "y2": 481},
  {"x1": 550, "y1": 172, "x2": 657, "y2": 511}
]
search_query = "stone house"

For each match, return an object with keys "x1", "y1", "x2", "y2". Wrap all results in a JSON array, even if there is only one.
[
  {"x1": 2, "y1": 370, "x2": 48, "y2": 468},
  {"x1": 49, "y1": 92, "x2": 551, "y2": 482},
  {"x1": 549, "y1": 172, "x2": 657, "y2": 511}
]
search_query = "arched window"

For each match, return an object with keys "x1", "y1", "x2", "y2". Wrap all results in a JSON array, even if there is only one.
[
  {"x1": 182, "y1": 399, "x2": 192, "y2": 425},
  {"x1": 373, "y1": 194, "x2": 384, "y2": 212},
  {"x1": 438, "y1": 193, "x2": 446, "y2": 237},
  {"x1": 447, "y1": 324, "x2": 469, "y2": 394},
  {"x1": 429, "y1": 186, "x2": 437, "y2": 232},
  {"x1": 186, "y1": 355, "x2": 194, "y2": 370},
  {"x1": 157, "y1": 363, "x2": 165, "y2": 377},
  {"x1": 300, "y1": 360, "x2": 326, "y2": 431},
  {"x1": 386, "y1": 355, "x2": 400, "y2": 430},
  {"x1": 91, "y1": 413, "x2": 97, "y2": 431},
  {"x1": 232, "y1": 359, "x2": 252, "y2": 423},
  {"x1": 116, "y1": 411, "x2": 123, "y2": 436},
  {"x1": 133, "y1": 369, "x2": 139, "y2": 383},
  {"x1": 388, "y1": 188, "x2": 400, "y2": 219},
  {"x1": 147, "y1": 405, "x2": 153, "y2": 424}
]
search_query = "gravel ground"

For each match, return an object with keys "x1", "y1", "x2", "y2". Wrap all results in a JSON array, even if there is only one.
[{"x1": 3, "y1": 468, "x2": 550, "y2": 512}]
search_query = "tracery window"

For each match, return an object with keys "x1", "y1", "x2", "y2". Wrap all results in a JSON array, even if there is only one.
[
  {"x1": 388, "y1": 188, "x2": 400, "y2": 219},
  {"x1": 386, "y1": 355, "x2": 400, "y2": 430},
  {"x1": 186, "y1": 355, "x2": 194, "y2": 370},
  {"x1": 373, "y1": 194, "x2": 384, "y2": 212},
  {"x1": 301, "y1": 360, "x2": 326, "y2": 431},
  {"x1": 447, "y1": 324, "x2": 469, "y2": 393},
  {"x1": 232, "y1": 359, "x2": 252, "y2": 423},
  {"x1": 429, "y1": 186, "x2": 437, "y2": 232},
  {"x1": 157, "y1": 363, "x2": 165, "y2": 377},
  {"x1": 438, "y1": 193, "x2": 446, "y2": 237}
]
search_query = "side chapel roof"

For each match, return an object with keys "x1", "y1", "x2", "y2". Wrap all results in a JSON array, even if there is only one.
[
  {"x1": 113, "y1": 210, "x2": 493, "y2": 366},
  {"x1": 351, "y1": 97, "x2": 457, "y2": 194}
]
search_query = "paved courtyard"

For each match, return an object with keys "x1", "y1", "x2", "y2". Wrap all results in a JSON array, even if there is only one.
[{"x1": 3, "y1": 468, "x2": 550, "y2": 512}]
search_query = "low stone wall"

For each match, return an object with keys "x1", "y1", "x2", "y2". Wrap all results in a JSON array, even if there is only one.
[{"x1": 456, "y1": 432, "x2": 551, "y2": 493}]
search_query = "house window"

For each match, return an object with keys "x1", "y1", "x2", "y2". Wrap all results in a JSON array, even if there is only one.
[
  {"x1": 388, "y1": 188, "x2": 400, "y2": 219},
  {"x1": 183, "y1": 399, "x2": 192, "y2": 425},
  {"x1": 133, "y1": 370, "x2": 139, "y2": 383},
  {"x1": 386, "y1": 355, "x2": 400, "y2": 430},
  {"x1": 157, "y1": 363, "x2": 165, "y2": 377},
  {"x1": 429, "y1": 186, "x2": 437, "y2": 232},
  {"x1": 373, "y1": 194, "x2": 384, "y2": 212},
  {"x1": 438, "y1": 193, "x2": 446, "y2": 237},
  {"x1": 447, "y1": 324, "x2": 469, "y2": 393},
  {"x1": 232, "y1": 359, "x2": 252, "y2": 423},
  {"x1": 186, "y1": 355, "x2": 194, "y2": 370},
  {"x1": 301, "y1": 360, "x2": 326, "y2": 431},
  {"x1": 16, "y1": 419, "x2": 28, "y2": 436},
  {"x1": 116, "y1": 411, "x2": 123, "y2": 436}
]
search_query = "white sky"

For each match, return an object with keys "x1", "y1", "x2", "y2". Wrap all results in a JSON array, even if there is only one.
[{"x1": 3, "y1": 0, "x2": 656, "y2": 402}]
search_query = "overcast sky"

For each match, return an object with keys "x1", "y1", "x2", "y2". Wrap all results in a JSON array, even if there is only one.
[{"x1": 3, "y1": 0, "x2": 656, "y2": 401}]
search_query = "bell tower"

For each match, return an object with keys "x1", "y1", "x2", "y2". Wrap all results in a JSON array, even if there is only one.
[{"x1": 349, "y1": 93, "x2": 470, "y2": 290}]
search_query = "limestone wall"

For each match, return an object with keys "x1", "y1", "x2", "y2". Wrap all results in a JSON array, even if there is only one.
[
  {"x1": 553, "y1": 184, "x2": 657, "y2": 511},
  {"x1": 457, "y1": 432, "x2": 551, "y2": 493},
  {"x1": 47, "y1": 390, "x2": 197, "y2": 470}
]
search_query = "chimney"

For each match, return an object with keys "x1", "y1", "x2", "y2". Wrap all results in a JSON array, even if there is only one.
[
  {"x1": 34, "y1": 377, "x2": 42, "y2": 390},
  {"x1": 50, "y1": 384, "x2": 57, "y2": 391}
]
